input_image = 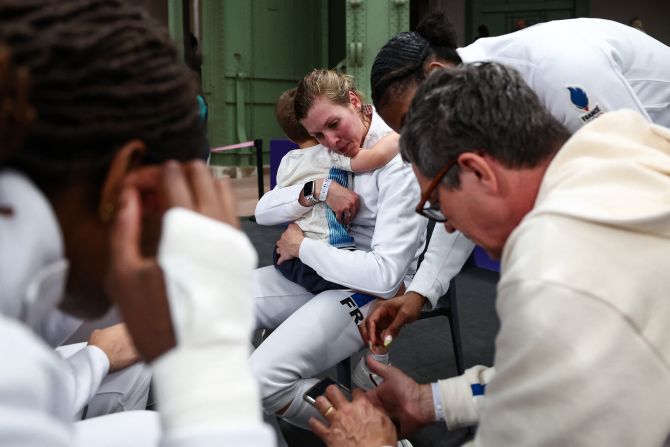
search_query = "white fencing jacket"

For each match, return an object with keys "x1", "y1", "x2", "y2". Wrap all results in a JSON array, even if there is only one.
[
  {"x1": 459, "y1": 18, "x2": 670, "y2": 133},
  {"x1": 410, "y1": 17, "x2": 670, "y2": 306}
]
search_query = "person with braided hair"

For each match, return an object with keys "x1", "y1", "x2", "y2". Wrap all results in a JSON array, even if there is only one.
[
  {"x1": 363, "y1": 12, "x2": 670, "y2": 403},
  {"x1": 371, "y1": 13, "x2": 670, "y2": 135},
  {"x1": 0, "y1": 1, "x2": 273, "y2": 446}
]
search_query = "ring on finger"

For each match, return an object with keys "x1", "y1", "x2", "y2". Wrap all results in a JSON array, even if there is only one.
[{"x1": 324, "y1": 405, "x2": 335, "y2": 418}]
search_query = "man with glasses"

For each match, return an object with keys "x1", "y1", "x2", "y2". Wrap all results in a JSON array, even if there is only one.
[{"x1": 309, "y1": 62, "x2": 670, "y2": 447}]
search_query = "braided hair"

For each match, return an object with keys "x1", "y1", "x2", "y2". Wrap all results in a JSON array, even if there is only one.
[
  {"x1": 0, "y1": 0, "x2": 203, "y2": 200},
  {"x1": 370, "y1": 12, "x2": 461, "y2": 109}
]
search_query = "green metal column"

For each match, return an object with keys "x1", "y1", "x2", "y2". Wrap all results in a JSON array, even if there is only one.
[
  {"x1": 167, "y1": 0, "x2": 185, "y2": 62},
  {"x1": 468, "y1": 0, "x2": 589, "y2": 42},
  {"x1": 346, "y1": 0, "x2": 409, "y2": 100},
  {"x1": 201, "y1": 0, "x2": 238, "y2": 156}
]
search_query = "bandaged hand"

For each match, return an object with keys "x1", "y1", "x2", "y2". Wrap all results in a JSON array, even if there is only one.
[{"x1": 108, "y1": 160, "x2": 261, "y2": 435}]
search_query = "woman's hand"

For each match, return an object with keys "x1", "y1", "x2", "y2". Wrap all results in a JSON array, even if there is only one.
[
  {"x1": 310, "y1": 386, "x2": 398, "y2": 447},
  {"x1": 362, "y1": 292, "x2": 427, "y2": 348},
  {"x1": 275, "y1": 223, "x2": 305, "y2": 264},
  {"x1": 325, "y1": 181, "x2": 359, "y2": 225}
]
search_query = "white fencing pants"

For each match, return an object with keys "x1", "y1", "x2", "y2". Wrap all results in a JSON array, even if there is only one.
[
  {"x1": 249, "y1": 266, "x2": 376, "y2": 429},
  {"x1": 57, "y1": 342, "x2": 151, "y2": 419}
]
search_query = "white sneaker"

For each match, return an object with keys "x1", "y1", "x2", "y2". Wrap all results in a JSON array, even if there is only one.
[
  {"x1": 351, "y1": 355, "x2": 385, "y2": 391},
  {"x1": 398, "y1": 440, "x2": 413, "y2": 446}
]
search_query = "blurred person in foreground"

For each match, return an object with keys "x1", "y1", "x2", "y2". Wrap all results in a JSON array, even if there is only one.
[{"x1": 0, "y1": 1, "x2": 273, "y2": 445}]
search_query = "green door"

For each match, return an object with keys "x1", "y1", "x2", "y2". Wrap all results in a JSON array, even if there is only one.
[
  {"x1": 200, "y1": 0, "x2": 328, "y2": 166},
  {"x1": 170, "y1": 0, "x2": 411, "y2": 167},
  {"x1": 345, "y1": 0, "x2": 409, "y2": 100},
  {"x1": 467, "y1": 0, "x2": 589, "y2": 43}
]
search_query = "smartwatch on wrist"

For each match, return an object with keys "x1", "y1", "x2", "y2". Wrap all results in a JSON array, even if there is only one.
[{"x1": 303, "y1": 180, "x2": 319, "y2": 205}]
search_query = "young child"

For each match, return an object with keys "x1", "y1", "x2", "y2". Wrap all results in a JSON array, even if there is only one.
[{"x1": 272, "y1": 87, "x2": 399, "y2": 294}]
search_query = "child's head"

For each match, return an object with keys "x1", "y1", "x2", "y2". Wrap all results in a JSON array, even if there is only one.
[{"x1": 275, "y1": 87, "x2": 315, "y2": 145}]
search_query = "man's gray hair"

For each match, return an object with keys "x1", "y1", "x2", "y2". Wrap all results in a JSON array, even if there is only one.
[{"x1": 400, "y1": 62, "x2": 570, "y2": 187}]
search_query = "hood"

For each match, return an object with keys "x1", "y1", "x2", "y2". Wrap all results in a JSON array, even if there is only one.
[
  {"x1": 0, "y1": 170, "x2": 69, "y2": 329},
  {"x1": 533, "y1": 110, "x2": 670, "y2": 238}
]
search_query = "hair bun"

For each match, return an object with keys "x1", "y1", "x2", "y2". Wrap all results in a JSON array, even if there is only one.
[{"x1": 415, "y1": 12, "x2": 458, "y2": 49}]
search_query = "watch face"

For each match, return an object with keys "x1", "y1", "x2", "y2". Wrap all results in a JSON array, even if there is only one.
[{"x1": 303, "y1": 181, "x2": 313, "y2": 197}]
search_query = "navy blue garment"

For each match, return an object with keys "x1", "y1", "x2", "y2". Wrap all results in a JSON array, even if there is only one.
[{"x1": 273, "y1": 248, "x2": 345, "y2": 294}]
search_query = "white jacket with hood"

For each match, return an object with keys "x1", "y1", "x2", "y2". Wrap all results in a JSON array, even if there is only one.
[{"x1": 441, "y1": 110, "x2": 670, "y2": 446}]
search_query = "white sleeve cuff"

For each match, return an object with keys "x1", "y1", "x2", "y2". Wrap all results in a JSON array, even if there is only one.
[
  {"x1": 436, "y1": 365, "x2": 495, "y2": 430},
  {"x1": 431, "y1": 382, "x2": 445, "y2": 422},
  {"x1": 60, "y1": 344, "x2": 110, "y2": 415}
]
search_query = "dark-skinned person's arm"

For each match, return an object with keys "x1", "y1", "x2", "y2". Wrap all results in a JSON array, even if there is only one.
[
  {"x1": 363, "y1": 227, "x2": 474, "y2": 349},
  {"x1": 107, "y1": 160, "x2": 274, "y2": 446}
]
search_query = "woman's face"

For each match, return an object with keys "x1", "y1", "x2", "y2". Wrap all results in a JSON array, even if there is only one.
[
  {"x1": 300, "y1": 93, "x2": 367, "y2": 157},
  {"x1": 377, "y1": 83, "x2": 418, "y2": 133}
]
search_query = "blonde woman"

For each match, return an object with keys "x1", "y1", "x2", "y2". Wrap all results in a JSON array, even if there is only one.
[{"x1": 250, "y1": 69, "x2": 424, "y2": 444}]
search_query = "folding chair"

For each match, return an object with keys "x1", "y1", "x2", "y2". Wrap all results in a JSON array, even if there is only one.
[{"x1": 208, "y1": 139, "x2": 265, "y2": 199}]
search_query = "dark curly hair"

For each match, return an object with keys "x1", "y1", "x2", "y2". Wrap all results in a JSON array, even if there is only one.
[{"x1": 0, "y1": 0, "x2": 204, "y2": 203}]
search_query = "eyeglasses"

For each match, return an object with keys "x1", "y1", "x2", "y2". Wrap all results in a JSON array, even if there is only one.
[{"x1": 415, "y1": 157, "x2": 460, "y2": 222}]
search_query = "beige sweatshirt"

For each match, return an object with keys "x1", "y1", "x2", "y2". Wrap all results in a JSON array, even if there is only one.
[{"x1": 439, "y1": 110, "x2": 670, "y2": 446}]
